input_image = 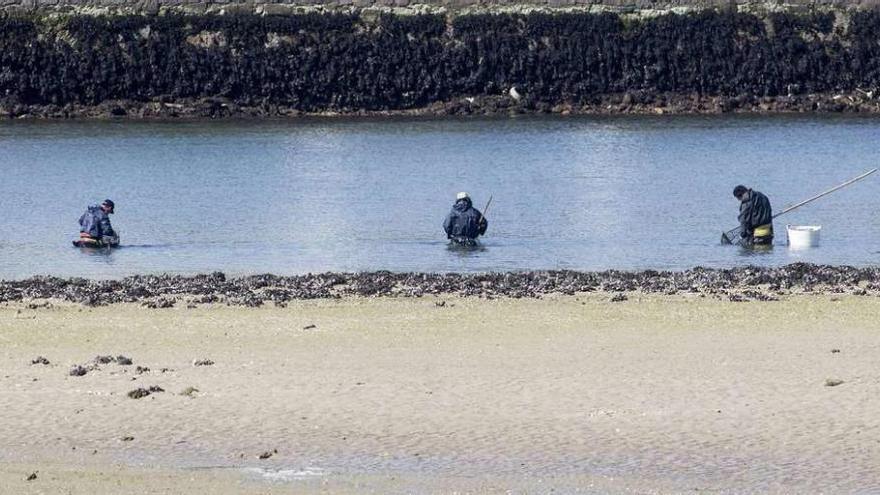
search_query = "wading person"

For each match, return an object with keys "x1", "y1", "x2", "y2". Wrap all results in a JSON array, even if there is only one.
[
  {"x1": 77, "y1": 199, "x2": 119, "y2": 247},
  {"x1": 733, "y1": 185, "x2": 773, "y2": 245},
  {"x1": 443, "y1": 192, "x2": 488, "y2": 247}
]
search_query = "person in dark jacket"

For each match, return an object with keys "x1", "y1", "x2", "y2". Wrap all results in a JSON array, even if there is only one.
[
  {"x1": 78, "y1": 199, "x2": 118, "y2": 247},
  {"x1": 733, "y1": 185, "x2": 773, "y2": 245},
  {"x1": 443, "y1": 192, "x2": 488, "y2": 246}
]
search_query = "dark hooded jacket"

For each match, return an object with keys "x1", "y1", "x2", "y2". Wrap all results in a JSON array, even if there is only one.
[
  {"x1": 79, "y1": 205, "x2": 116, "y2": 239},
  {"x1": 738, "y1": 189, "x2": 773, "y2": 236},
  {"x1": 443, "y1": 198, "x2": 487, "y2": 240}
]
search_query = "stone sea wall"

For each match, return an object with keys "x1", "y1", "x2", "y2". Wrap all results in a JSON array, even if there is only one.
[{"x1": 3, "y1": 8, "x2": 880, "y2": 117}]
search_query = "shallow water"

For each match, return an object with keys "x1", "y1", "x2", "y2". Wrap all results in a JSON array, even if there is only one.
[{"x1": 1, "y1": 115, "x2": 879, "y2": 279}]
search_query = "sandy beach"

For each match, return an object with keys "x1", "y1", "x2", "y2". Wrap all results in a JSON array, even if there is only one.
[{"x1": 2, "y1": 293, "x2": 879, "y2": 493}]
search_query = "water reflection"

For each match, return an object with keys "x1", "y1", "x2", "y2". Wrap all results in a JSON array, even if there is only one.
[{"x1": 1, "y1": 115, "x2": 879, "y2": 279}]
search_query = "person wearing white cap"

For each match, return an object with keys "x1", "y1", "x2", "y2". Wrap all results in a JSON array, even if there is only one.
[{"x1": 443, "y1": 192, "x2": 488, "y2": 246}]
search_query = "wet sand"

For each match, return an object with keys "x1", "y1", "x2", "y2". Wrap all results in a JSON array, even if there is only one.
[{"x1": 2, "y1": 294, "x2": 879, "y2": 493}]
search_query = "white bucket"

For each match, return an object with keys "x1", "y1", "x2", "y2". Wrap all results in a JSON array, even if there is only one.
[{"x1": 787, "y1": 225, "x2": 821, "y2": 248}]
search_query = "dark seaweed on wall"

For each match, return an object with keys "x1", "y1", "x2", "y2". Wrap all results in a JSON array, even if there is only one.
[{"x1": 1, "y1": 11, "x2": 879, "y2": 111}]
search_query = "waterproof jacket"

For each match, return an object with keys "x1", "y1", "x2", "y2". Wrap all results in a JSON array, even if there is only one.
[
  {"x1": 738, "y1": 189, "x2": 773, "y2": 235},
  {"x1": 443, "y1": 199, "x2": 487, "y2": 240},
  {"x1": 79, "y1": 205, "x2": 116, "y2": 239}
]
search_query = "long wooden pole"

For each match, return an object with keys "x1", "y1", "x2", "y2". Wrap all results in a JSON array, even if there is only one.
[
  {"x1": 772, "y1": 168, "x2": 877, "y2": 218},
  {"x1": 722, "y1": 168, "x2": 877, "y2": 243}
]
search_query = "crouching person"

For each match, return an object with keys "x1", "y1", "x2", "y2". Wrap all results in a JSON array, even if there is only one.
[
  {"x1": 78, "y1": 199, "x2": 119, "y2": 247},
  {"x1": 443, "y1": 192, "x2": 487, "y2": 247}
]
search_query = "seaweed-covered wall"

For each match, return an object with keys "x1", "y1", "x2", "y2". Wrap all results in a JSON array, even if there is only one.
[
  {"x1": 0, "y1": 0, "x2": 875, "y2": 17},
  {"x1": 2, "y1": 11, "x2": 880, "y2": 117}
]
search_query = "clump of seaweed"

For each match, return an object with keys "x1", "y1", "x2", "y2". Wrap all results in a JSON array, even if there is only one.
[{"x1": 2, "y1": 263, "x2": 879, "y2": 306}]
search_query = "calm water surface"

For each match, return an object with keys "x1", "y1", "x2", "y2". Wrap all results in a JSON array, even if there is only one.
[{"x1": 1, "y1": 115, "x2": 879, "y2": 279}]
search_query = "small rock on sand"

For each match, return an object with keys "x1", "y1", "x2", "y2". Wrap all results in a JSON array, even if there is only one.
[
  {"x1": 179, "y1": 386, "x2": 199, "y2": 397},
  {"x1": 120, "y1": 436, "x2": 134, "y2": 442},
  {"x1": 135, "y1": 366, "x2": 150, "y2": 374},
  {"x1": 94, "y1": 355, "x2": 115, "y2": 364},
  {"x1": 610, "y1": 293, "x2": 628, "y2": 302},
  {"x1": 69, "y1": 365, "x2": 88, "y2": 377},
  {"x1": 128, "y1": 388, "x2": 150, "y2": 399},
  {"x1": 302, "y1": 324, "x2": 317, "y2": 330},
  {"x1": 193, "y1": 359, "x2": 214, "y2": 367},
  {"x1": 831, "y1": 349, "x2": 841, "y2": 353},
  {"x1": 825, "y1": 378, "x2": 844, "y2": 387},
  {"x1": 30, "y1": 356, "x2": 50, "y2": 365},
  {"x1": 128, "y1": 386, "x2": 164, "y2": 399},
  {"x1": 26, "y1": 472, "x2": 37, "y2": 481},
  {"x1": 116, "y1": 355, "x2": 133, "y2": 365},
  {"x1": 258, "y1": 449, "x2": 277, "y2": 460}
]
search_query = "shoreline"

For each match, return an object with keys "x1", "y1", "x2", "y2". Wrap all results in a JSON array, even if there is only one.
[
  {"x1": 3, "y1": 294, "x2": 879, "y2": 493},
  {"x1": 5, "y1": 92, "x2": 880, "y2": 120},
  {"x1": 3, "y1": 262, "x2": 880, "y2": 306}
]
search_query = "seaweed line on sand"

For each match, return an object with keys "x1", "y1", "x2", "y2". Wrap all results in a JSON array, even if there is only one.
[{"x1": 1, "y1": 263, "x2": 879, "y2": 306}]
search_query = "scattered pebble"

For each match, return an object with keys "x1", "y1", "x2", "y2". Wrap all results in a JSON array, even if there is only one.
[
  {"x1": 831, "y1": 349, "x2": 841, "y2": 354},
  {"x1": 25, "y1": 472, "x2": 37, "y2": 481},
  {"x1": 30, "y1": 356, "x2": 50, "y2": 365},
  {"x1": 142, "y1": 297, "x2": 175, "y2": 309},
  {"x1": 120, "y1": 436, "x2": 134, "y2": 442},
  {"x1": 128, "y1": 385, "x2": 164, "y2": 399},
  {"x1": 610, "y1": 293, "x2": 628, "y2": 302},
  {"x1": 179, "y1": 386, "x2": 199, "y2": 397},
  {"x1": 302, "y1": 324, "x2": 317, "y2": 330},
  {"x1": 94, "y1": 355, "x2": 115, "y2": 364},
  {"x1": 135, "y1": 366, "x2": 150, "y2": 374},
  {"x1": 825, "y1": 378, "x2": 844, "y2": 387},
  {"x1": 193, "y1": 359, "x2": 214, "y2": 367},
  {"x1": 69, "y1": 365, "x2": 88, "y2": 377},
  {"x1": 128, "y1": 388, "x2": 150, "y2": 399},
  {"x1": 434, "y1": 301, "x2": 447, "y2": 307},
  {"x1": 116, "y1": 355, "x2": 133, "y2": 365},
  {"x1": 258, "y1": 449, "x2": 278, "y2": 460}
]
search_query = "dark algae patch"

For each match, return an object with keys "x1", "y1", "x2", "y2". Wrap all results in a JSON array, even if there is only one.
[
  {"x1": 2, "y1": 263, "x2": 880, "y2": 306},
  {"x1": 3, "y1": 11, "x2": 880, "y2": 118}
]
